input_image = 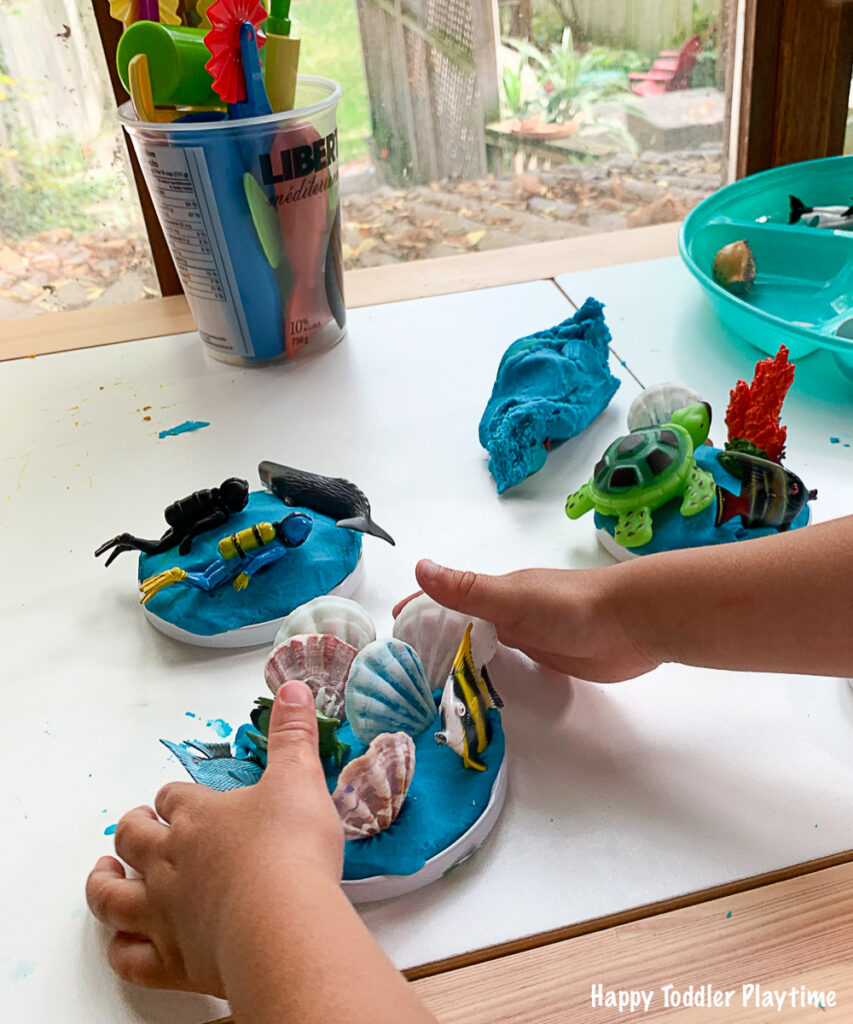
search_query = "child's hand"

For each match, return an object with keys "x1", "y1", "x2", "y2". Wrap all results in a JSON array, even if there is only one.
[
  {"x1": 86, "y1": 680, "x2": 343, "y2": 995},
  {"x1": 412, "y1": 558, "x2": 661, "y2": 682}
]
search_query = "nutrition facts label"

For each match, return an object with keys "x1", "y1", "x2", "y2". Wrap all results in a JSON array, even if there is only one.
[{"x1": 139, "y1": 144, "x2": 252, "y2": 358}]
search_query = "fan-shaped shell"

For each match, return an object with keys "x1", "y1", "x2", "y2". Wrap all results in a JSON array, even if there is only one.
[
  {"x1": 392, "y1": 594, "x2": 498, "y2": 689},
  {"x1": 332, "y1": 732, "x2": 415, "y2": 839},
  {"x1": 264, "y1": 633, "x2": 357, "y2": 720},
  {"x1": 627, "y1": 382, "x2": 703, "y2": 432},
  {"x1": 273, "y1": 596, "x2": 376, "y2": 651},
  {"x1": 344, "y1": 639, "x2": 435, "y2": 744}
]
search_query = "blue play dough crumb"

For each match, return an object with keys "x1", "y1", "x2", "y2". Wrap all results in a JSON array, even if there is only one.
[
  {"x1": 158, "y1": 420, "x2": 210, "y2": 439},
  {"x1": 830, "y1": 436, "x2": 840, "y2": 444},
  {"x1": 104, "y1": 823, "x2": 118, "y2": 836},
  {"x1": 207, "y1": 718, "x2": 232, "y2": 738},
  {"x1": 479, "y1": 297, "x2": 620, "y2": 493},
  {"x1": 594, "y1": 446, "x2": 812, "y2": 554},
  {"x1": 9, "y1": 961, "x2": 36, "y2": 982},
  {"x1": 139, "y1": 490, "x2": 362, "y2": 636}
]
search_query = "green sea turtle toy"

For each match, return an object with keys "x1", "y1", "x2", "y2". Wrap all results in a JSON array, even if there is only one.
[{"x1": 565, "y1": 403, "x2": 716, "y2": 548}]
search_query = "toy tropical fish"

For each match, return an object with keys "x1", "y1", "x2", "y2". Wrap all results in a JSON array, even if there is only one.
[
  {"x1": 715, "y1": 451, "x2": 817, "y2": 531},
  {"x1": 160, "y1": 739, "x2": 263, "y2": 791},
  {"x1": 435, "y1": 624, "x2": 503, "y2": 771},
  {"x1": 258, "y1": 460, "x2": 395, "y2": 544},
  {"x1": 789, "y1": 195, "x2": 853, "y2": 231}
]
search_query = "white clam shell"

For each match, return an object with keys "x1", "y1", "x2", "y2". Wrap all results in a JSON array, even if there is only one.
[
  {"x1": 273, "y1": 596, "x2": 376, "y2": 651},
  {"x1": 392, "y1": 594, "x2": 498, "y2": 689},
  {"x1": 264, "y1": 633, "x2": 358, "y2": 720},
  {"x1": 344, "y1": 639, "x2": 436, "y2": 744},
  {"x1": 626, "y1": 382, "x2": 704, "y2": 432},
  {"x1": 332, "y1": 731, "x2": 415, "y2": 839}
]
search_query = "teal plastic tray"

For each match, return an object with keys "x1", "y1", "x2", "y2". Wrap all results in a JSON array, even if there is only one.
[{"x1": 679, "y1": 154, "x2": 853, "y2": 380}]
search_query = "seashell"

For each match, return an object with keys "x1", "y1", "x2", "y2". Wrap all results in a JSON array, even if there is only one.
[
  {"x1": 626, "y1": 382, "x2": 704, "y2": 432},
  {"x1": 344, "y1": 639, "x2": 436, "y2": 744},
  {"x1": 264, "y1": 633, "x2": 357, "y2": 720},
  {"x1": 273, "y1": 596, "x2": 376, "y2": 651},
  {"x1": 332, "y1": 731, "x2": 415, "y2": 839},
  {"x1": 392, "y1": 594, "x2": 498, "y2": 689},
  {"x1": 712, "y1": 239, "x2": 756, "y2": 295}
]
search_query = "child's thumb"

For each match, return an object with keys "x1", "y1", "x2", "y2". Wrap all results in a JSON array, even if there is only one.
[
  {"x1": 264, "y1": 680, "x2": 322, "y2": 781},
  {"x1": 415, "y1": 559, "x2": 508, "y2": 622}
]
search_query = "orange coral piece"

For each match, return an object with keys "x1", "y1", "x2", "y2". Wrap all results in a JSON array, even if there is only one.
[{"x1": 725, "y1": 346, "x2": 795, "y2": 463}]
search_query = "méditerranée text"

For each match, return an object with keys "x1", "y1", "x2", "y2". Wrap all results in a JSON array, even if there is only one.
[{"x1": 591, "y1": 983, "x2": 837, "y2": 1013}]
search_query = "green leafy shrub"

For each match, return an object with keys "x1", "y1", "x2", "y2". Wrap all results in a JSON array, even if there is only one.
[
  {"x1": 0, "y1": 132, "x2": 118, "y2": 241},
  {"x1": 503, "y1": 29, "x2": 638, "y2": 151}
]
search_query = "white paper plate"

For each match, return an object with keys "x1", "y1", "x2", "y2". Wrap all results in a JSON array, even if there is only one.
[
  {"x1": 341, "y1": 759, "x2": 508, "y2": 904},
  {"x1": 143, "y1": 556, "x2": 365, "y2": 647}
]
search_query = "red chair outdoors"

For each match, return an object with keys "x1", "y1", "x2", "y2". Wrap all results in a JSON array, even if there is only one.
[{"x1": 628, "y1": 34, "x2": 702, "y2": 96}]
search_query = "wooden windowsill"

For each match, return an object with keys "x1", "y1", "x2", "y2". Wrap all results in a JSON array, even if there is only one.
[{"x1": 0, "y1": 223, "x2": 679, "y2": 362}]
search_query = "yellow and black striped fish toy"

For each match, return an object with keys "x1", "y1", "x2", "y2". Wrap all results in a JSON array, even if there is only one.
[{"x1": 435, "y1": 623, "x2": 503, "y2": 771}]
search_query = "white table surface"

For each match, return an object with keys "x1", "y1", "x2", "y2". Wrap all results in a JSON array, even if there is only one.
[{"x1": 2, "y1": 265, "x2": 852, "y2": 1024}]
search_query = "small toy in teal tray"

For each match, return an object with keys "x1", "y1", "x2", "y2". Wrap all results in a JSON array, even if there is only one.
[
  {"x1": 479, "y1": 297, "x2": 620, "y2": 493},
  {"x1": 97, "y1": 463, "x2": 392, "y2": 647},
  {"x1": 566, "y1": 346, "x2": 818, "y2": 561},
  {"x1": 161, "y1": 594, "x2": 507, "y2": 902},
  {"x1": 679, "y1": 154, "x2": 853, "y2": 380}
]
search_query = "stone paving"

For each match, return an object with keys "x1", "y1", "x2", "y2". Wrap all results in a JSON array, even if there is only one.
[{"x1": 0, "y1": 145, "x2": 723, "y2": 319}]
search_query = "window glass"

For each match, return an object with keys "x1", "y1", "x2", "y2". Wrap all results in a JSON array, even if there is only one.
[
  {"x1": 334, "y1": 0, "x2": 734, "y2": 270},
  {"x1": 0, "y1": 0, "x2": 736, "y2": 322},
  {"x1": 0, "y1": 0, "x2": 157, "y2": 323}
]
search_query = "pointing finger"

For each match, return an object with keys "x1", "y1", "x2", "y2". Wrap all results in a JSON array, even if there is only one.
[{"x1": 415, "y1": 560, "x2": 513, "y2": 624}]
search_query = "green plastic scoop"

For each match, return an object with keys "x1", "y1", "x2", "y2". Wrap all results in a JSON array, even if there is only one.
[{"x1": 117, "y1": 22, "x2": 219, "y2": 107}]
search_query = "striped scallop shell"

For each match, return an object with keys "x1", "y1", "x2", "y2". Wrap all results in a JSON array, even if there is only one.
[
  {"x1": 332, "y1": 732, "x2": 415, "y2": 839},
  {"x1": 273, "y1": 596, "x2": 376, "y2": 652},
  {"x1": 344, "y1": 639, "x2": 435, "y2": 744},
  {"x1": 392, "y1": 594, "x2": 498, "y2": 689},
  {"x1": 264, "y1": 633, "x2": 357, "y2": 720},
  {"x1": 626, "y1": 382, "x2": 703, "y2": 432}
]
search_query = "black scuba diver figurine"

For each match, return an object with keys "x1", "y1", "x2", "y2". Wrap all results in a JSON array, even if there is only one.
[{"x1": 95, "y1": 477, "x2": 250, "y2": 567}]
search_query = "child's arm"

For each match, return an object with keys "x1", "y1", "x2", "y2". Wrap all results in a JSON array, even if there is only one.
[
  {"x1": 86, "y1": 681, "x2": 436, "y2": 1024},
  {"x1": 413, "y1": 515, "x2": 853, "y2": 680}
]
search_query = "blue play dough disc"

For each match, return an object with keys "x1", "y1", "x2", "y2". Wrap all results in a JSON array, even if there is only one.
[
  {"x1": 327, "y1": 707, "x2": 505, "y2": 881},
  {"x1": 594, "y1": 446, "x2": 811, "y2": 554},
  {"x1": 139, "y1": 490, "x2": 362, "y2": 636}
]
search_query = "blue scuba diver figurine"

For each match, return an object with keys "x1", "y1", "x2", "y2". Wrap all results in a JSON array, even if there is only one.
[{"x1": 139, "y1": 512, "x2": 313, "y2": 604}]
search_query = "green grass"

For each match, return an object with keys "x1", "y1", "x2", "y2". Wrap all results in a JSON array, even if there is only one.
[{"x1": 291, "y1": 0, "x2": 371, "y2": 162}]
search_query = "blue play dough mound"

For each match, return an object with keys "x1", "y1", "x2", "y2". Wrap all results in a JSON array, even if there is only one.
[
  {"x1": 593, "y1": 446, "x2": 812, "y2": 554},
  {"x1": 139, "y1": 490, "x2": 362, "y2": 636},
  {"x1": 332, "y1": 707, "x2": 505, "y2": 880},
  {"x1": 479, "y1": 297, "x2": 620, "y2": 493}
]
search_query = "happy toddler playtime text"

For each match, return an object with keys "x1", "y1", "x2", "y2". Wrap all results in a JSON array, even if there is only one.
[{"x1": 590, "y1": 983, "x2": 837, "y2": 1013}]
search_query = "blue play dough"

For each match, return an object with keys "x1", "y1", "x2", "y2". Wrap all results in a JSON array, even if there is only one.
[
  {"x1": 334, "y1": 708, "x2": 505, "y2": 880},
  {"x1": 224, "y1": 704, "x2": 505, "y2": 880},
  {"x1": 479, "y1": 297, "x2": 620, "y2": 493},
  {"x1": 593, "y1": 446, "x2": 812, "y2": 554},
  {"x1": 139, "y1": 490, "x2": 362, "y2": 636}
]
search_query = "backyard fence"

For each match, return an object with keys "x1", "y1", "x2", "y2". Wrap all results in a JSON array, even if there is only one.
[
  {"x1": 0, "y1": 0, "x2": 113, "y2": 149},
  {"x1": 355, "y1": 0, "x2": 502, "y2": 183},
  {"x1": 571, "y1": 0, "x2": 717, "y2": 52}
]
